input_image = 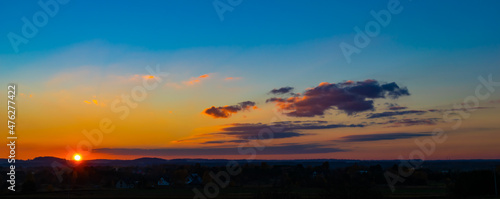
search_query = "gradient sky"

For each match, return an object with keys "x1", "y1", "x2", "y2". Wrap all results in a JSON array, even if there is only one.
[{"x1": 1, "y1": 0, "x2": 500, "y2": 160}]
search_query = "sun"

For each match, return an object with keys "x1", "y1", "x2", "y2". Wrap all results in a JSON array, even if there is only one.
[{"x1": 73, "y1": 154, "x2": 82, "y2": 161}]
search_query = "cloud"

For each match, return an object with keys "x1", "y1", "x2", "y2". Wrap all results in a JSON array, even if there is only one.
[
  {"x1": 225, "y1": 77, "x2": 241, "y2": 81},
  {"x1": 221, "y1": 121, "x2": 364, "y2": 132},
  {"x1": 183, "y1": 74, "x2": 210, "y2": 85},
  {"x1": 175, "y1": 121, "x2": 365, "y2": 144},
  {"x1": 202, "y1": 140, "x2": 247, "y2": 144},
  {"x1": 203, "y1": 101, "x2": 258, "y2": 118},
  {"x1": 129, "y1": 74, "x2": 158, "y2": 81},
  {"x1": 338, "y1": 132, "x2": 432, "y2": 142},
  {"x1": 367, "y1": 110, "x2": 427, "y2": 119},
  {"x1": 381, "y1": 118, "x2": 439, "y2": 127},
  {"x1": 385, "y1": 103, "x2": 408, "y2": 110},
  {"x1": 427, "y1": 107, "x2": 494, "y2": 112},
  {"x1": 389, "y1": 106, "x2": 408, "y2": 110},
  {"x1": 94, "y1": 143, "x2": 345, "y2": 156},
  {"x1": 269, "y1": 86, "x2": 294, "y2": 95},
  {"x1": 220, "y1": 131, "x2": 306, "y2": 140},
  {"x1": 266, "y1": 80, "x2": 410, "y2": 117},
  {"x1": 209, "y1": 121, "x2": 364, "y2": 141}
]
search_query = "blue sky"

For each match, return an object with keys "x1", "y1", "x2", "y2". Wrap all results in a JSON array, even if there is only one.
[{"x1": 2, "y1": 0, "x2": 499, "y2": 53}]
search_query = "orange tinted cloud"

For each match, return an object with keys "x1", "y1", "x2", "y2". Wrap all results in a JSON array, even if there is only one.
[
  {"x1": 203, "y1": 101, "x2": 257, "y2": 118},
  {"x1": 128, "y1": 74, "x2": 157, "y2": 81},
  {"x1": 225, "y1": 77, "x2": 241, "y2": 80},
  {"x1": 183, "y1": 74, "x2": 210, "y2": 86},
  {"x1": 83, "y1": 98, "x2": 106, "y2": 107}
]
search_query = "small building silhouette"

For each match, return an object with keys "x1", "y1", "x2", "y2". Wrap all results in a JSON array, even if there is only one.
[{"x1": 158, "y1": 177, "x2": 170, "y2": 186}]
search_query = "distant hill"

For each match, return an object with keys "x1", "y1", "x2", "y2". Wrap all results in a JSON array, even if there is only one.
[{"x1": 1, "y1": 157, "x2": 499, "y2": 171}]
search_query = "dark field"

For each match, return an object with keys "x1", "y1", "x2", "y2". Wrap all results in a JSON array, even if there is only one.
[{"x1": 1, "y1": 158, "x2": 499, "y2": 198}]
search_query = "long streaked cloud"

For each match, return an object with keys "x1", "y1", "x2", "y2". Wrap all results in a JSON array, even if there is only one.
[
  {"x1": 367, "y1": 110, "x2": 427, "y2": 119},
  {"x1": 381, "y1": 118, "x2": 439, "y2": 127},
  {"x1": 207, "y1": 121, "x2": 364, "y2": 143},
  {"x1": 175, "y1": 121, "x2": 365, "y2": 144},
  {"x1": 266, "y1": 80, "x2": 410, "y2": 117},
  {"x1": 338, "y1": 132, "x2": 432, "y2": 142},
  {"x1": 385, "y1": 103, "x2": 408, "y2": 110},
  {"x1": 203, "y1": 101, "x2": 258, "y2": 118},
  {"x1": 94, "y1": 143, "x2": 345, "y2": 156}
]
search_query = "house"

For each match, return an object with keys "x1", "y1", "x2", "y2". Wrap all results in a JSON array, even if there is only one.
[
  {"x1": 185, "y1": 173, "x2": 202, "y2": 185},
  {"x1": 116, "y1": 180, "x2": 134, "y2": 189},
  {"x1": 158, "y1": 177, "x2": 170, "y2": 186}
]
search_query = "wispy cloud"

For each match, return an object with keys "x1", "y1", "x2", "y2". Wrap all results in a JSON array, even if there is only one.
[
  {"x1": 180, "y1": 121, "x2": 365, "y2": 144},
  {"x1": 171, "y1": 121, "x2": 366, "y2": 145},
  {"x1": 183, "y1": 74, "x2": 210, "y2": 85},
  {"x1": 381, "y1": 118, "x2": 439, "y2": 127},
  {"x1": 367, "y1": 110, "x2": 427, "y2": 119},
  {"x1": 338, "y1": 132, "x2": 432, "y2": 142},
  {"x1": 225, "y1": 77, "x2": 241, "y2": 81},
  {"x1": 385, "y1": 103, "x2": 408, "y2": 110}
]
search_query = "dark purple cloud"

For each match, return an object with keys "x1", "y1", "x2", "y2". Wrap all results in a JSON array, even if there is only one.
[
  {"x1": 203, "y1": 101, "x2": 257, "y2": 118},
  {"x1": 385, "y1": 103, "x2": 408, "y2": 110},
  {"x1": 367, "y1": 110, "x2": 426, "y2": 119},
  {"x1": 427, "y1": 107, "x2": 494, "y2": 112},
  {"x1": 202, "y1": 140, "x2": 247, "y2": 144},
  {"x1": 338, "y1": 132, "x2": 432, "y2": 142},
  {"x1": 269, "y1": 86, "x2": 294, "y2": 95},
  {"x1": 389, "y1": 106, "x2": 408, "y2": 110},
  {"x1": 209, "y1": 121, "x2": 365, "y2": 142},
  {"x1": 266, "y1": 80, "x2": 410, "y2": 117}
]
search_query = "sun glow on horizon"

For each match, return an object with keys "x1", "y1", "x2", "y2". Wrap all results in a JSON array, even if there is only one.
[{"x1": 73, "y1": 154, "x2": 82, "y2": 161}]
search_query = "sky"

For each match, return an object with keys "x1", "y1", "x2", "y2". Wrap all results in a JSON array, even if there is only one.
[{"x1": 1, "y1": 0, "x2": 500, "y2": 160}]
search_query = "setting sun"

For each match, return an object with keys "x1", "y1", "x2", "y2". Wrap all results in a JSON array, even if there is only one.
[{"x1": 73, "y1": 154, "x2": 82, "y2": 161}]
